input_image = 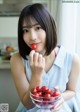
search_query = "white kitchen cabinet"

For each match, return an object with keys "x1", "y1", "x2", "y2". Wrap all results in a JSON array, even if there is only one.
[
  {"x1": 0, "y1": 63, "x2": 20, "y2": 112},
  {"x1": 0, "y1": 17, "x2": 19, "y2": 38}
]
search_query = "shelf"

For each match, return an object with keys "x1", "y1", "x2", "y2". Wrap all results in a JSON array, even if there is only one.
[{"x1": 0, "y1": 61, "x2": 10, "y2": 69}]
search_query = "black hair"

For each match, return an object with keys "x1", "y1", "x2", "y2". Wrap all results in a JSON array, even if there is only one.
[{"x1": 18, "y1": 3, "x2": 57, "y2": 59}]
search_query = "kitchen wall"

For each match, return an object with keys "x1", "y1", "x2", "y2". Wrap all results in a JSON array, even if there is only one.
[{"x1": 0, "y1": 17, "x2": 18, "y2": 52}]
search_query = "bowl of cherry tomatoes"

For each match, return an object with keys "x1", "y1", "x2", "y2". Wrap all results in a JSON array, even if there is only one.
[{"x1": 30, "y1": 86, "x2": 62, "y2": 109}]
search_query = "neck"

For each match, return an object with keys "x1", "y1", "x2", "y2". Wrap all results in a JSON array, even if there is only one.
[{"x1": 44, "y1": 50, "x2": 55, "y2": 61}]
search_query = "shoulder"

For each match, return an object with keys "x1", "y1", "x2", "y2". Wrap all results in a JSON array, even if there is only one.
[
  {"x1": 10, "y1": 52, "x2": 20, "y2": 60},
  {"x1": 10, "y1": 52, "x2": 26, "y2": 77},
  {"x1": 10, "y1": 52, "x2": 23, "y2": 66}
]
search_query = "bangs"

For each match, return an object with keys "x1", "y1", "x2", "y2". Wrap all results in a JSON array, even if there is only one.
[{"x1": 22, "y1": 16, "x2": 38, "y2": 28}]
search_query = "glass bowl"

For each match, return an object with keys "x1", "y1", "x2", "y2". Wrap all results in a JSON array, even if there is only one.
[{"x1": 30, "y1": 92, "x2": 62, "y2": 109}]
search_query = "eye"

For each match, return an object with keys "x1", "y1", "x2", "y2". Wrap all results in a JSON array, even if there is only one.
[
  {"x1": 23, "y1": 29, "x2": 28, "y2": 33},
  {"x1": 35, "y1": 26, "x2": 41, "y2": 30}
]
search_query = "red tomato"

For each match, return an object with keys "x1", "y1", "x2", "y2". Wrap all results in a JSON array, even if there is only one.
[
  {"x1": 41, "y1": 86, "x2": 48, "y2": 92},
  {"x1": 45, "y1": 88, "x2": 52, "y2": 95},
  {"x1": 52, "y1": 91, "x2": 60, "y2": 97},
  {"x1": 31, "y1": 44, "x2": 37, "y2": 50},
  {"x1": 36, "y1": 86, "x2": 41, "y2": 92},
  {"x1": 44, "y1": 93, "x2": 51, "y2": 101},
  {"x1": 32, "y1": 92, "x2": 39, "y2": 99},
  {"x1": 31, "y1": 88, "x2": 37, "y2": 94},
  {"x1": 38, "y1": 92, "x2": 42, "y2": 96}
]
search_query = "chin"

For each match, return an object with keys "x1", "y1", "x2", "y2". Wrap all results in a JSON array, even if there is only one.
[{"x1": 36, "y1": 47, "x2": 45, "y2": 55}]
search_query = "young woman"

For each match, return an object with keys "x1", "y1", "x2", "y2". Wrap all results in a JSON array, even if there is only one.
[{"x1": 10, "y1": 3, "x2": 80, "y2": 112}]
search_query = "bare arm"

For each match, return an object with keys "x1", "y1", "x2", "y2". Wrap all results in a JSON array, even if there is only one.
[
  {"x1": 10, "y1": 51, "x2": 45, "y2": 109},
  {"x1": 62, "y1": 54, "x2": 80, "y2": 101},
  {"x1": 53, "y1": 54, "x2": 80, "y2": 111},
  {"x1": 10, "y1": 52, "x2": 33, "y2": 109}
]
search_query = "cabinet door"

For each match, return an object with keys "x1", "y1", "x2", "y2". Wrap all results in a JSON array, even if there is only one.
[
  {"x1": 0, "y1": 17, "x2": 19, "y2": 38},
  {"x1": 32, "y1": 0, "x2": 50, "y2": 10}
]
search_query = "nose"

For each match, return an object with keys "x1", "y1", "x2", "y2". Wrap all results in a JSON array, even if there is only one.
[{"x1": 30, "y1": 29, "x2": 37, "y2": 41}]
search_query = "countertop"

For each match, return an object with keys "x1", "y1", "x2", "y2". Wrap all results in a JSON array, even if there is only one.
[{"x1": 0, "y1": 61, "x2": 10, "y2": 69}]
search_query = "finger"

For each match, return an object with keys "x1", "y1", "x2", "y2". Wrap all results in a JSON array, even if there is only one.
[
  {"x1": 38, "y1": 54, "x2": 43, "y2": 63},
  {"x1": 50, "y1": 105, "x2": 62, "y2": 111},
  {"x1": 29, "y1": 50, "x2": 35, "y2": 64},
  {"x1": 33, "y1": 52, "x2": 39, "y2": 65},
  {"x1": 38, "y1": 55, "x2": 45, "y2": 69},
  {"x1": 54, "y1": 86, "x2": 59, "y2": 91},
  {"x1": 50, "y1": 97, "x2": 64, "y2": 111},
  {"x1": 42, "y1": 57, "x2": 45, "y2": 67},
  {"x1": 54, "y1": 98, "x2": 64, "y2": 110},
  {"x1": 54, "y1": 104, "x2": 63, "y2": 111}
]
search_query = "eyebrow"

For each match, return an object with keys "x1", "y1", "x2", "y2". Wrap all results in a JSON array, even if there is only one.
[{"x1": 22, "y1": 23, "x2": 39, "y2": 28}]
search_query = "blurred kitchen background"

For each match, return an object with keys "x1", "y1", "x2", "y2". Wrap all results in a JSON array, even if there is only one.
[{"x1": 0, "y1": 0, "x2": 80, "y2": 112}]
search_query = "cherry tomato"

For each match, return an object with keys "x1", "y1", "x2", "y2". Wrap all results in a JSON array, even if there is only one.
[
  {"x1": 38, "y1": 92, "x2": 42, "y2": 96},
  {"x1": 44, "y1": 93, "x2": 51, "y2": 101},
  {"x1": 45, "y1": 88, "x2": 52, "y2": 95},
  {"x1": 31, "y1": 44, "x2": 37, "y2": 50},
  {"x1": 36, "y1": 86, "x2": 41, "y2": 92},
  {"x1": 52, "y1": 91, "x2": 60, "y2": 97},
  {"x1": 32, "y1": 92, "x2": 39, "y2": 99},
  {"x1": 31, "y1": 88, "x2": 37, "y2": 94},
  {"x1": 41, "y1": 86, "x2": 48, "y2": 92}
]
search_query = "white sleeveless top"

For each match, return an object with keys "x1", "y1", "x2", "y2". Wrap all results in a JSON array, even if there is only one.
[{"x1": 16, "y1": 45, "x2": 80, "y2": 112}]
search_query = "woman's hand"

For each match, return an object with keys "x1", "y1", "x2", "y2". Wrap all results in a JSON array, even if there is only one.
[
  {"x1": 51, "y1": 97, "x2": 64, "y2": 111},
  {"x1": 51, "y1": 86, "x2": 64, "y2": 111},
  {"x1": 29, "y1": 50, "x2": 45, "y2": 77}
]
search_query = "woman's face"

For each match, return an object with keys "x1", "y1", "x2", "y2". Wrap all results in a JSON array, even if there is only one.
[{"x1": 22, "y1": 18, "x2": 46, "y2": 55}]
